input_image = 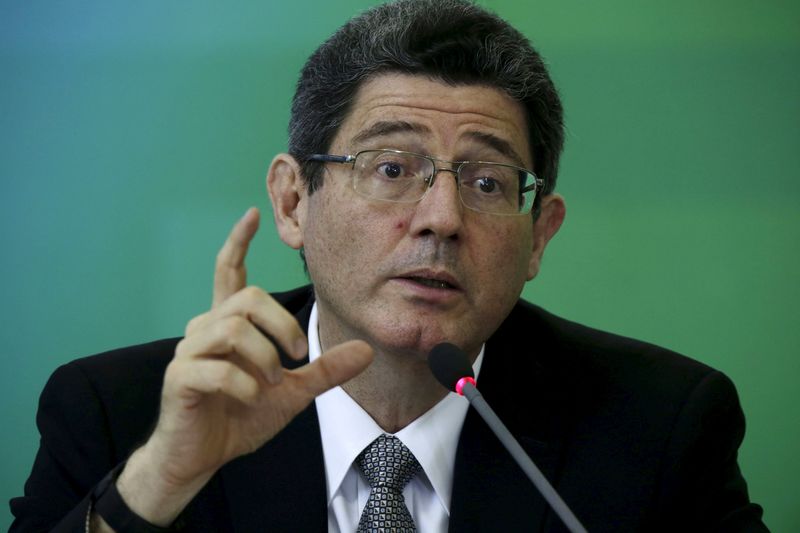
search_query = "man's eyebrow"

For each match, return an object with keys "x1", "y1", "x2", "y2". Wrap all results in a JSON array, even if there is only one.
[
  {"x1": 466, "y1": 131, "x2": 527, "y2": 167},
  {"x1": 350, "y1": 120, "x2": 528, "y2": 167},
  {"x1": 351, "y1": 120, "x2": 430, "y2": 146}
]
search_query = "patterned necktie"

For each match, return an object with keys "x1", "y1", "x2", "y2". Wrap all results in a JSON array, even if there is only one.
[{"x1": 356, "y1": 434, "x2": 422, "y2": 533}]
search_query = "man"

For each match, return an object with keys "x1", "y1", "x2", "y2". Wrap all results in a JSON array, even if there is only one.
[{"x1": 11, "y1": 0, "x2": 766, "y2": 531}]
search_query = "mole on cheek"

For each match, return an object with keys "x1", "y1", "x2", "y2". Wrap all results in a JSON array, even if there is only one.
[{"x1": 394, "y1": 221, "x2": 405, "y2": 230}]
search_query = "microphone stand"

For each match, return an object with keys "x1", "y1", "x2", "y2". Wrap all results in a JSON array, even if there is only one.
[{"x1": 461, "y1": 380, "x2": 588, "y2": 533}]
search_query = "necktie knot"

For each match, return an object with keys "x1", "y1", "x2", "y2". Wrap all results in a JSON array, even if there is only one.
[
  {"x1": 357, "y1": 434, "x2": 421, "y2": 490},
  {"x1": 356, "y1": 434, "x2": 421, "y2": 532}
]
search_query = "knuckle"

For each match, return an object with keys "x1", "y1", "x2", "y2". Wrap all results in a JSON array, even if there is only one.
[
  {"x1": 174, "y1": 339, "x2": 191, "y2": 359},
  {"x1": 218, "y1": 315, "x2": 248, "y2": 341},
  {"x1": 185, "y1": 313, "x2": 207, "y2": 336},
  {"x1": 215, "y1": 246, "x2": 229, "y2": 266},
  {"x1": 163, "y1": 359, "x2": 185, "y2": 390},
  {"x1": 240, "y1": 285, "x2": 266, "y2": 304},
  {"x1": 213, "y1": 362, "x2": 237, "y2": 391}
]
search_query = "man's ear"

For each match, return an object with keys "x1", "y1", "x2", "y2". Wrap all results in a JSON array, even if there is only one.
[
  {"x1": 527, "y1": 193, "x2": 566, "y2": 280},
  {"x1": 267, "y1": 153, "x2": 306, "y2": 250}
]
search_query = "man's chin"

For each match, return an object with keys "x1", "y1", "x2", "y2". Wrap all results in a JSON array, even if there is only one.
[{"x1": 367, "y1": 323, "x2": 468, "y2": 360}]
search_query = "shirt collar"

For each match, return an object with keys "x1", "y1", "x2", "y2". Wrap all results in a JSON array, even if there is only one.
[{"x1": 309, "y1": 303, "x2": 484, "y2": 513}]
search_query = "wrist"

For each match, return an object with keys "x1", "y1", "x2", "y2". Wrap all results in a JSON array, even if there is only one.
[
  {"x1": 115, "y1": 444, "x2": 211, "y2": 527},
  {"x1": 93, "y1": 463, "x2": 179, "y2": 532}
]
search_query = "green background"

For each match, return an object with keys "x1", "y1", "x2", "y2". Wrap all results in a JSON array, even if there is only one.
[{"x1": 2, "y1": 1, "x2": 798, "y2": 530}]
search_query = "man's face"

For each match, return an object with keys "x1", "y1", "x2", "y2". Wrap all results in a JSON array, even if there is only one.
[{"x1": 290, "y1": 73, "x2": 560, "y2": 360}]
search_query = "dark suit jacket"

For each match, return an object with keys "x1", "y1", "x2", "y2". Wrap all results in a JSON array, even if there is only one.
[{"x1": 10, "y1": 286, "x2": 766, "y2": 532}]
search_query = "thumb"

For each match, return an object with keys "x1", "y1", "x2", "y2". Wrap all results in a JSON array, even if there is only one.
[{"x1": 290, "y1": 340, "x2": 373, "y2": 399}]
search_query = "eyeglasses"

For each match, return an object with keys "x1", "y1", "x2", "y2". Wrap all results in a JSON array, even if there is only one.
[{"x1": 306, "y1": 149, "x2": 544, "y2": 216}]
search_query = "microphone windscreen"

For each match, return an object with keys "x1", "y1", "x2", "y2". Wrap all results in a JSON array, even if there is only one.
[{"x1": 428, "y1": 342, "x2": 474, "y2": 392}]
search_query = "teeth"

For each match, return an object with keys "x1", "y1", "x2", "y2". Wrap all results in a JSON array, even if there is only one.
[{"x1": 410, "y1": 277, "x2": 452, "y2": 289}]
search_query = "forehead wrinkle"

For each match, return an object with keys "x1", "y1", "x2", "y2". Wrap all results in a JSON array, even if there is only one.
[
  {"x1": 350, "y1": 120, "x2": 431, "y2": 148},
  {"x1": 359, "y1": 92, "x2": 515, "y2": 121},
  {"x1": 348, "y1": 117, "x2": 526, "y2": 166},
  {"x1": 341, "y1": 76, "x2": 530, "y2": 164}
]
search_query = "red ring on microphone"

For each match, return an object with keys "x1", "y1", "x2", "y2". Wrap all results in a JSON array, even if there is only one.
[{"x1": 455, "y1": 376, "x2": 476, "y2": 396}]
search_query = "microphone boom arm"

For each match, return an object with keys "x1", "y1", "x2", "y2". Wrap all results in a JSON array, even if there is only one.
[{"x1": 461, "y1": 381, "x2": 588, "y2": 533}]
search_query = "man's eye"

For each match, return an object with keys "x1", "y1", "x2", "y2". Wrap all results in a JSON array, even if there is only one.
[
  {"x1": 377, "y1": 162, "x2": 404, "y2": 179},
  {"x1": 476, "y1": 177, "x2": 501, "y2": 194}
]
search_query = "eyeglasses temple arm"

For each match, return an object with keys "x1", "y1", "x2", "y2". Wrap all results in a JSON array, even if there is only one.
[
  {"x1": 521, "y1": 178, "x2": 545, "y2": 193},
  {"x1": 307, "y1": 154, "x2": 355, "y2": 164}
]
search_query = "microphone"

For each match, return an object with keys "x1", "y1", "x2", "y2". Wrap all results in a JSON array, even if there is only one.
[{"x1": 429, "y1": 343, "x2": 588, "y2": 533}]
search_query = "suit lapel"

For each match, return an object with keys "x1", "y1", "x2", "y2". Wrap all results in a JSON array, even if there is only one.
[
  {"x1": 448, "y1": 411, "x2": 563, "y2": 532},
  {"x1": 219, "y1": 404, "x2": 328, "y2": 532},
  {"x1": 448, "y1": 310, "x2": 572, "y2": 532},
  {"x1": 219, "y1": 291, "x2": 329, "y2": 532}
]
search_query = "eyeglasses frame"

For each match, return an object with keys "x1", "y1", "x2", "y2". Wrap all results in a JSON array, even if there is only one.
[{"x1": 306, "y1": 148, "x2": 545, "y2": 216}]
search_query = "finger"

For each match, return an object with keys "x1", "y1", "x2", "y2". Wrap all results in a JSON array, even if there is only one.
[
  {"x1": 185, "y1": 311, "x2": 211, "y2": 337},
  {"x1": 176, "y1": 316, "x2": 285, "y2": 385},
  {"x1": 167, "y1": 358, "x2": 261, "y2": 406},
  {"x1": 213, "y1": 207, "x2": 260, "y2": 308},
  {"x1": 290, "y1": 340, "x2": 373, "y2": 400},
  {"x1": 204, "y1": 286, "x2": 308, "y2": 360}
]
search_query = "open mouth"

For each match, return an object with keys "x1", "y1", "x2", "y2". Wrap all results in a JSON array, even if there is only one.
[{"x1": 405, "y1": 276, "x2": 456, "y2": 290}]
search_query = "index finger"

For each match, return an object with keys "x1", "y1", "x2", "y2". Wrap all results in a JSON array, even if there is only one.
[{"x1": 213, "y1": 207, "x2": 260, "y2": 307}]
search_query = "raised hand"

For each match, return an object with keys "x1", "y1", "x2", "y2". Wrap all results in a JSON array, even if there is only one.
[{"x1": 113, "y1": 208, "x2": 373, "y2": 526}]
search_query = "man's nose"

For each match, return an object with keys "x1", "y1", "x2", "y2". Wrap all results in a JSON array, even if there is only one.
[{"x1": 408, "y1": 168, "x2": 464, "y2": 239}]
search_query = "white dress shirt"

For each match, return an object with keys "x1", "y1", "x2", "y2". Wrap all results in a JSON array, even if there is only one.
[{"x1": 308, "y1": 303, "x2": 484, "y2": 533}]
